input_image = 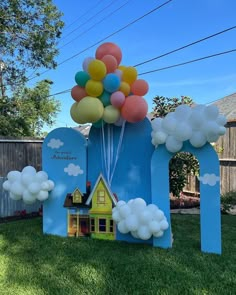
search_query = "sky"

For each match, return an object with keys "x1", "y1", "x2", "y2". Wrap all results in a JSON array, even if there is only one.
[{"x1": 28, "y1": 0, "x2": 236, "y2": 132}]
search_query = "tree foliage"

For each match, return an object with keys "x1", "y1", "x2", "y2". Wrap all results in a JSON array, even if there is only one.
[
  {"x1": 0, "y1": 0, "x2": 64, "y2": 89},
  {"x1": 0, "y1": 80, "x2": 60, "y2": 137},
  {"x1": 0, "y1": 0, "x2": 64, "y2": 137},
  {"x1": 152, "y1": 95, "x2": 199, "y2": 197}
]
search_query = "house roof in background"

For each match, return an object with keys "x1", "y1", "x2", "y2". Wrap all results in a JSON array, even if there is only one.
[
  {"x1": 73, "y1": 124, "x2": 91, "y2": 137},
  {"x1": 213, "y1": 93, "x2": 236, "y2": 121}
]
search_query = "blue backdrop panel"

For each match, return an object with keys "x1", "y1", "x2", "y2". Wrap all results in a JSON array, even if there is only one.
[
  {"x1": 88, "y1": 118, "x2": 155, "y2": 244},
  {"x1": 42, "y1": 128, "x2": 87, "y2": 237},
  {"x1": 151, "y1": 141, "x2": 221, "y2": 254}
]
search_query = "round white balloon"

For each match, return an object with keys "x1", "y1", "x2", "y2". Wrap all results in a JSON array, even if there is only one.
[
  {"x1": 7, "y1": 171, "x2": 21, "y2": 183},
  {"x1": 165, "y1": 135, "x2": 183, "y2": 153},
  {"x1": 36, "y1": 190, "x2": 49, "y2": 201},
  {"x1": 22, "y1": 166, "x2": 37, "y2": 175},
  {"x1": 2, "y1": 180, "x2": 11, "y2": 191},
  {"x1": 9, "y1": 192, "x2": 22, "y2": 201}
]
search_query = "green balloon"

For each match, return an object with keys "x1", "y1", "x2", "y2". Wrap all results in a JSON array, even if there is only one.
[
  {"x1": 99, "y1": 91, "x2": 111, "y2": 107},
  {"x1": 75, "y1": 71, "x2": 90, "y2": 87},
  {"x1": 93, "y1": 118, "x2": 105, "y2": 128}
]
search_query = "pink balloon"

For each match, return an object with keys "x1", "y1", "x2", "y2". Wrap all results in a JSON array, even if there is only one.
[
  {"x1": 131, "y1": 79, "x2": 149, "y2": 96},
  {"x1": 121, "y1": 95, "x2": 148, "y2": 123},
  {"x1": 101, "y1": 54, "x2": 118, "y2": 73},
  {"x1": 110, "y1": 91, "x2": 125, "y2": 108},
  {"x1": 96, "y1": 42, "x2": 122, "y2": 65},
  {"x1": 71, "y1": 85, "x2": 87, "y2": 102}
]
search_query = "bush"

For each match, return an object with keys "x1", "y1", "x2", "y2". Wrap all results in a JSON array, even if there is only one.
[{"x1": 221, "y1": 191, "x2": 236, "y2": 214}]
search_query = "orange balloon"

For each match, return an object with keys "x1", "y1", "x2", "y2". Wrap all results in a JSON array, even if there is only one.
[
  {"x1": 121, "y1": 95, "x2": 148, "y2": 123},
  {"x1": 101, "y1": 54, "x2": 118, "y2": 73},
  {"x1": 96, "y1": 42, "x2": 122, "y2": 65},
  {"x1": 131, "y1": 79, "x2": 149, "y2": 96},
  {"x1": 71, "y1": 85, "x2": 87, "y2": 102}
]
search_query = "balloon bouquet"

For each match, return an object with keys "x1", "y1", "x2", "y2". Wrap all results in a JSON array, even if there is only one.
[
  {"x1": 70, "y1": 42, "x2": 149, "y2": 126},
  {"x1": 70, "y1": 42, "x2": 149, "y2": 184}
]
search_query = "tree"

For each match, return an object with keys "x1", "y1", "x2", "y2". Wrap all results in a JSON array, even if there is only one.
[
  {"x1": 152, "y1": 95, "x2": 199, "y2": 197},
  {"x1": 0, "y1": 0, "x2": 64, "y2": 90},
  {"x1": 0, "y1": 80, "x2": 60, "y2": 137},
  {"x1": 0, "y1": 1, "x2": 64, "y2": 136}
]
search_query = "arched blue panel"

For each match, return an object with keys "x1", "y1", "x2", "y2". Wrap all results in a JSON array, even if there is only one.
[
  {"x1": 42, "y1": 128, "x2": 87, "y2": 237},
  {"x1": 151, "y1": 141, "x2": 221, "y2": 254},
  {"x1": 88, "y1": 118, "x2": 155, "y2": 244}
]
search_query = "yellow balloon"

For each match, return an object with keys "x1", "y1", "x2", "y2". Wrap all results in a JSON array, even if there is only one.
[
  {"x1": 77, "y1": 96, "x2": 104, "y2": 123},
  {"x1": 85, "y1": 79, "x2": 103, "y2": 97},
  {"x1": 118, "y1": 65, "x2": 126, "y2": 71},
  {"x1": 119, "y1": 81, "x2": 130, "y2": 96},
  {"x1": 70, "y1": 102, "x2": 87, "y2": 124},
  {"x1": 122, "y1": 66, "x2": 137, "y2": 84},
  {"x1": 103, "y1": 105, "x2": 120, "y2": 124},
  {"x1": 88, "y1": 59, "x2": 107, "y2": 81}
]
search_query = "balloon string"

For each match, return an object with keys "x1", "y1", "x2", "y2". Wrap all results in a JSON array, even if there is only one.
[
  {"x1": 111, "y1": 126, "x2": 114, "y2": 171},
  {"x1": 100, "y1": 127, "x2": 106, "y2": 178},
  {"x1": 101, "y1": 122, "x2": 108, "y2": 181},
  {"x1": 107, "y1": 124, "x2": 111, "y2": 183},
  {"x1": 109, "y1": 120, "x2": 126, "y2": 185}
]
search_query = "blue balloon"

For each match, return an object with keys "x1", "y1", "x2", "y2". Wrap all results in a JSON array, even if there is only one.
[{"x1": 103, "y1": 73, "x2": 120, "y2": 93}]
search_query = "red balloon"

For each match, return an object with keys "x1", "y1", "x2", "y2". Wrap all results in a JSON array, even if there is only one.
[
  {"x1": 131, "y1": 79, "x2": 149, "y2": 96},
  {"x1": 101, "y1": 54, "x2": 118, "y2": 73},
  {"x1": 71, "y1": 85, "x2": 87, "y2": 102},
  {"x1": 96, "y1": 42, "x2": 122, "y2": 65},
  {"x1": 121, "y1": 95, "x2": 148, "y2": 123}
]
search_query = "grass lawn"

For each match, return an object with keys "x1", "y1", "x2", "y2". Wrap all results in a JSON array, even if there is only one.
[{"x1": 0, "y1": 215, "x2": 235, "y2": 295}]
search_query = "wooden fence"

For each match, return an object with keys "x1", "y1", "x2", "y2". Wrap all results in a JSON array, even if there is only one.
[
  {"x1": 0, "y1": 137, "x2": 43, "y2": 217},
  {"x1": 183, "y1": 121, "x2": 236, "y2": 195}
]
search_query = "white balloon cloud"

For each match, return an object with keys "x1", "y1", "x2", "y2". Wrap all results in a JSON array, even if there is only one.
[
  {"x1": 112, "y1": 198, "x2": 169, "y2": 240},
  {"x1": 2, "y1": 166, "x2": 54, "y2": 204},
  {"x1": 151, "y1": 104, "x2": 227, "y2": 153}
]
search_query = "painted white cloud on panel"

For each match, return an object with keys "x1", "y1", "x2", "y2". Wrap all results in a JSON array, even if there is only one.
[
  {"x1": 198, "y1": 173, "x2": 220, "y2": 186},
  {"x1": 47, "y1": 138, "x2": 64, "y2": 149},
  {"x1": 64, "y1": 163, "x2": 84, "y2": 176}
]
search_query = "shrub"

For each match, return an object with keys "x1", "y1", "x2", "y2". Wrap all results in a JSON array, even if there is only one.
[{"x1": 221, "y1": 191, "x2": 236, "y2": 214}]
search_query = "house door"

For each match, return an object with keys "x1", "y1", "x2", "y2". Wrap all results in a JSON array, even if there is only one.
[{"x1": 79, "y1": 218, "x2": 89, "y2": 235}]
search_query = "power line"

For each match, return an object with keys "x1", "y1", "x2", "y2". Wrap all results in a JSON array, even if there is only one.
[
  {"x1": 61, "y1": 0, "x2": 106, "y2": 33},
  {"x1": 59, "y1": 0, "x2": 118, "y2": 44},
  {"x1": 139, "y1": 49, "x2": 236, "y2": 75},
  {"x1": 47, "y1": 89, "x2": 71, "y2": 98},
  {"x1": 134, "y1": 25, "x2": 236, "y2": 67},
  {"x1": 46, "y1": 48, "x2": 236, "y2": 99},
  {"x1": 27, "y1": 0, "x2": 173, "y2": 82},
  {"x1": 59, "y1": 1, "x2": 130, "y2": 50}
]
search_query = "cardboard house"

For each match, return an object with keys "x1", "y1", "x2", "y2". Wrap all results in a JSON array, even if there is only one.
[{"x1": 64, "y1": 173, "x2": 118, "y2": 240}]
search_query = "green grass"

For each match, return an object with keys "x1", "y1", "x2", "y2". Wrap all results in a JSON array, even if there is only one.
[{"x1": 0, "y1": 215, "x2": 235, "y2": 295}]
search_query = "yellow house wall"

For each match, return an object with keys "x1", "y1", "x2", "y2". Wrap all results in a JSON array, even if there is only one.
[{"x1": 89, "y1": 179, "x2": 113, "y2": 214}]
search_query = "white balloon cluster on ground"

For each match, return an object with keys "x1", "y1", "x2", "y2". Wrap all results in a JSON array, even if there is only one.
[
  {"x1": 151, "y1": 104, "x2": 227, "y2": 153},
  {"x1": 112, "y1": 198, "x2": 169, "y2": 240},
  {"x1": 2, "y1": 166, "x2": 55, "y2": 204}
]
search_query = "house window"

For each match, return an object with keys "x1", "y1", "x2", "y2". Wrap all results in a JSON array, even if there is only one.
[
  {"x1": 90, "y1": 218, "x2": 95, "y2": 232},
  {"x1": 97, "y1": 190, "x2": 105, "y2": 204},
  {"x1": 73, "y1": 191, "x2": 82, "y2": 203},
  {"x1": 99, "y1": 218, "x2": 106, "y2": 232},
  {"x1": 109, "y1": 220, "x2": 114, "y2": 233}
]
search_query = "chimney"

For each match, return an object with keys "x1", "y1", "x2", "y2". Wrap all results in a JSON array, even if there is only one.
[{"x1": 86, "y1": 181, "x2": 91, "y2": 194}]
